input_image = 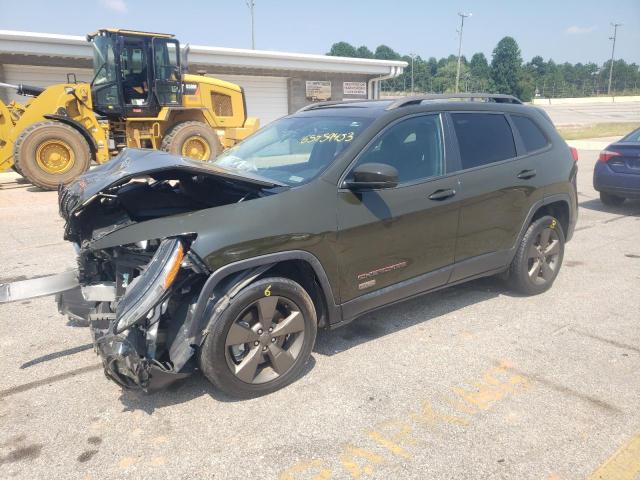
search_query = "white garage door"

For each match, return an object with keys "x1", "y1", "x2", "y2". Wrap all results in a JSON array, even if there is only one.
[
  {"x1": 209, "y1": 74, "x2": 289, "y2": 127},
  {"x1": 3, "y1": 65, "x2": 93, "y2": 103}
]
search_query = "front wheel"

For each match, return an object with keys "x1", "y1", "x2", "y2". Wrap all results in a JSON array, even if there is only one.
[
  {"x1": 508, "y1": 215, "x2": 565, "y2": 295},
  {"x1": 199, "y1": 277, "x2": 317, "y2": 398},
  {"x1": 14, "y1": 121, "x2": 91, "y2": 190}
]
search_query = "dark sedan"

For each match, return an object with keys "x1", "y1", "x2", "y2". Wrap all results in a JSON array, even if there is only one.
[{"x1": 594, "y1": 127, "x2": 640, "y2": 205}]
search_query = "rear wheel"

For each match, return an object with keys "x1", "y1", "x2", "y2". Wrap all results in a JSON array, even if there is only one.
[
  {"x1": 14, "y1": 121, "x2": 91, "y2": 190},
  {"x1": 161, "y1": 121, "x2": 222, "y2": 161},
  {"x1": 599, "y1": 192, "x2": 625, "y2": 206},
  {"x1": 199, "y1": 277, "x2": 317, "y2": 398},
  {"x1": 508, "y1": 215, "x2": 565, "y2": 295}
]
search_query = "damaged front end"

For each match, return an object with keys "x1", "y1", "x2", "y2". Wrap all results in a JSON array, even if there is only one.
[
  {"x1": 79, "y1": 237, "x2": 202, "y2": 391},
  {"x1": 4, "y1": 149, "x2": 285, "y2": 392}
]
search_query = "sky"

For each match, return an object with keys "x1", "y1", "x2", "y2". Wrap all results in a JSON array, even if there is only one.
[{"x1": 0, "y1": 0, "x2": 638, "y2": 65}]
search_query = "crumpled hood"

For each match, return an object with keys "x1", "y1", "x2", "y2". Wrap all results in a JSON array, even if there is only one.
[{"x1": 59, "y1": 148, "x2": 283, "y2": 220}]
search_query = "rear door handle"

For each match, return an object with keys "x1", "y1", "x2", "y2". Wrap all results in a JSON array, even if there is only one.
[
  {"x1": 428, "y1": 188, "x2": 456, "y2": 201},
  {"x1": 517, "y1": 169, "x2": 537, "y2": 180}
]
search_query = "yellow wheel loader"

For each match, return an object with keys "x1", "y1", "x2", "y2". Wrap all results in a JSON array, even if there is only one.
[{"x1": 0, "y1": 29, "x2": 259, "y2": 190}]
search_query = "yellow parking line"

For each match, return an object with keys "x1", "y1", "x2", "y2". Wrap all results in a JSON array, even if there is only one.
[{"x1": 587, "y1": 431, "x2": 640, "y2": 480}]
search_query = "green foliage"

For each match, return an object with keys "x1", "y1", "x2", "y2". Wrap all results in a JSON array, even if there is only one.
[
  {"x1": 327, "y1": 42, "x2": 357, "y2": 57},
  {"x1": 356, "y1": 46, "x2": 374, "y2": 59},
  {"x1": 469, "y1": 53, "x2": 489, "y2": 80},
  {"x1": 326, "y1": 37, "x2": 640, "y2": 99},
  {"x1": 374, "y1": 45, "x2": 401, "y2": 60},
  {"x1": 490, "y1": 37, "x2": 522, "y2": 96}
]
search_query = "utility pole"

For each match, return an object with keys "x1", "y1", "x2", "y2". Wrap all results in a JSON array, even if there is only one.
[
  {"x1": 607, "y1": 22, "x2": 622, "y2": 96},
  {"x1": 246, "y1": 0, "x2": 256, "y2": 49},
  {"x1": 455, "y1": 12, "x2": 471, "y2": 93},
  {"x1": 409, "y1": 53, "x2": 416, "y2": 94}
]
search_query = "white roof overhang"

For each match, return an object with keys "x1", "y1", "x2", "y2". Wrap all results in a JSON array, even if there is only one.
[{"x1": 0, "y1": 30, "x2": 406, "y2": 76}]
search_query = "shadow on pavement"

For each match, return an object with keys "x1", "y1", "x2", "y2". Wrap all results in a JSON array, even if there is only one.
[
  {"x1": 314, "y1": 275, "x2": 511, "y2": 356},
  {"x1": 117, "y1": 356, "x2": 317, "y2": 413},
  {"x1": 579, "y1": 197, "x2": 640, "y2": 214},
  {"x1": 5, "y1": 276, "x2": 515, "y2": 412}
]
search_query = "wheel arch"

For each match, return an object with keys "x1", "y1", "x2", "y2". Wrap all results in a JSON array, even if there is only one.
[
  {"x1": 531, "y1": 198, "x2": 571, "y2": 240},
  {"x1": 507, "y1": 194, "x2": 573, "y2": 266},
  {"x1": 43, "y1": 114, "x2": 97, "y2": 161},
  {"x1": 191, "y1": 250, "x2": 340, "y2": 344}
]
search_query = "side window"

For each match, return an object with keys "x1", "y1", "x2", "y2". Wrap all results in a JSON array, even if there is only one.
[
  {"x1": 511, "y1": 115, "x2": 548, "y2": 152},
  {"x1": 451, "y1": 113, "x2": 516, "y2": 169},
  {"x1": 353, "y1": 115, "x2": 444, "y2": 184}
]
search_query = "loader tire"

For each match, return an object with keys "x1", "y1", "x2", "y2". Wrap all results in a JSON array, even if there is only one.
[
  {"x1": 161, "y1": 121, "x2": 222, "y2": 161},
  {"x1": 11, "y1": 163, "x2": 23, "y2": 176},
  {"x1": 15, "y1": 121, "x2": 91, "y2": 190}
]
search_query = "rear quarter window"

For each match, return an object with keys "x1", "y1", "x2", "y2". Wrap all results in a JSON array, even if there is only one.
[
  {"x1": 511, "y1": 115, "x2": 549, "y2": 152},
  {"x1": 451, "y1": 113, "x2": 516, "y2": 169}
]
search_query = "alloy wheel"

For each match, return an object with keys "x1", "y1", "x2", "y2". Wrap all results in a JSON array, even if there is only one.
[
  {"x1": 224, "y1": 295, "x2": 306, "y2": 384},
  {"x1": 527, "y1": 227, "x2": 561, "y2": 285}
]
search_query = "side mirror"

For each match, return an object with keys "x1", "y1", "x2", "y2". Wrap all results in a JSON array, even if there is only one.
[{"x1": 344, "y1": 163, "x2": 399, "y2": 190}]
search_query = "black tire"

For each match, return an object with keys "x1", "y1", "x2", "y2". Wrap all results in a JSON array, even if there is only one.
[
  {"x1": 14, "y1": 121, "x2": 91, "y2": 190},
  {"x1": 161, "y1": 121, "x2": 222, "y2": 161},
  {"x1": 599, "y1": 192, "x2": 625, "y2": 206},
  {"x1": 11, "y1": 163, "x2": 23, "y2": 176},
  {"x1": 199, "y1": 277, "x2": 317, "y2": 398},
  {"x1": 508, "y1": 215, "x2": 565, "y2": 295}
]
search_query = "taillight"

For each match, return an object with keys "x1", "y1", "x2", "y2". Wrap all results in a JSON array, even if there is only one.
[
  {"x1": 569, "y1": 147, "x2": 579, "y2": 162},
  {"x1": 598, "y1": 150, "x2": 621, "y2": 163}
]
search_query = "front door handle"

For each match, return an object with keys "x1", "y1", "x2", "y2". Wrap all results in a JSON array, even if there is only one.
[
  {"x1": 428, "y1": 188, "x2": 456, "y2": 201},
  {"x1": 517, "y1": 169, "x2": 537, "y2": 180}
]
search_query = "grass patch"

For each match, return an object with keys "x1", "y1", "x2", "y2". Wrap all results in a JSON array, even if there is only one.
[{"x1": 558, "y1": 122, "x2": 640, "y2": 140}]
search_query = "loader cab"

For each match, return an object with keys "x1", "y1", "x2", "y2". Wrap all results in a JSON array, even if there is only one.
[{"x1": 88, "y1": 29, "x2": 182, "y2": 118}]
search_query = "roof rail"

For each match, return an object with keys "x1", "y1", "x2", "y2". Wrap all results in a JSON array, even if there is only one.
[
  {"x1": 385, "y1": 93, "x2": 523, "y2": 110},
  {"x1": 296, "y1": 99, "x2": 376, "y2": 113}
]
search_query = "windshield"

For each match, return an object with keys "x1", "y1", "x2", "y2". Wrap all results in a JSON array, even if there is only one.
[
  {"x1": 91, "y1": 35, "x2": 117, "y2": 86},
  {"x1": 212, "y1": 115, "x2": 373, "y2": 186}
]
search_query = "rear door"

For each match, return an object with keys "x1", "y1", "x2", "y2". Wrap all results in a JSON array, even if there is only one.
[
  {"x1": 446, "y1": 111, "x2": 545, "y2": 282},
  {"x1": 336, "y1": 113, "x2": 460, "y2": 304}
]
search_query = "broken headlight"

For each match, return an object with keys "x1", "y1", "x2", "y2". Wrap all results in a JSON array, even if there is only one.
[{"x1": 115, "y1": 238, "x2": 184, "y2": 334}]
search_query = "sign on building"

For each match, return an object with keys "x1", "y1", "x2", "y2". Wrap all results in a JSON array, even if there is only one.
[
  {"x1": 343, "y1": 81, "x2": 367, "y2": 96},
  {"x1": 306, "y1": 81, "x2": 332, "y2": 102}
]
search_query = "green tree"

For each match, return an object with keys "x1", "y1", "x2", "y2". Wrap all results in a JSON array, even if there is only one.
[
  {"x1": 469, "y1": 52, "x2": 490, "y2": 90},
  {"x1": 355, "y1": 46, "x2": 374, "y2": 58},
  {"x1": 490, "y1": 37, "x2": 522, "y2": 96},
  {"x1": 374, "y1": 45, "x2": 401, "y2": 60},
  {"x1": 327, "y1": 42, "x2": 357, "y2": 57}
]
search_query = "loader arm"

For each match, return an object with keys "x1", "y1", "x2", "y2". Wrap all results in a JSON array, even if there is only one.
[{"x1": 0, "y1": 98, "x2": 16, "y2": 171}]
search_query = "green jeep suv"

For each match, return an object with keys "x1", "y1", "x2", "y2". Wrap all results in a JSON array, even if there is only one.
[{"x1": 5, "y1": 94, "x2": 579, "y2": 398}]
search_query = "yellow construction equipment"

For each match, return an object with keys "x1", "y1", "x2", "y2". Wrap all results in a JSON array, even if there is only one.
[{"x1": 0, "y1": 28, "x2": 259, "y2": 190}]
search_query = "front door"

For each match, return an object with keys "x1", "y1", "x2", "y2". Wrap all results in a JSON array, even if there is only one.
[{"x1": 336, "y1": 114, "x2": 460, "y2": 306}]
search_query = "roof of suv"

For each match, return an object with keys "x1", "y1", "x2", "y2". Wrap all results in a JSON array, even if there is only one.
[{"x1": 293, "y1": 93, "x2": 553, "y2": 124}]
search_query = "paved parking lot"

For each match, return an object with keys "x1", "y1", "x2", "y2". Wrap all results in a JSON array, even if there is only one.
[
  {"x1": 0, "y1": 151, "x2": 639, "y2": 480},
  {"x1": 537, "y1": 101, "x2": 640, "y2": 126}
]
